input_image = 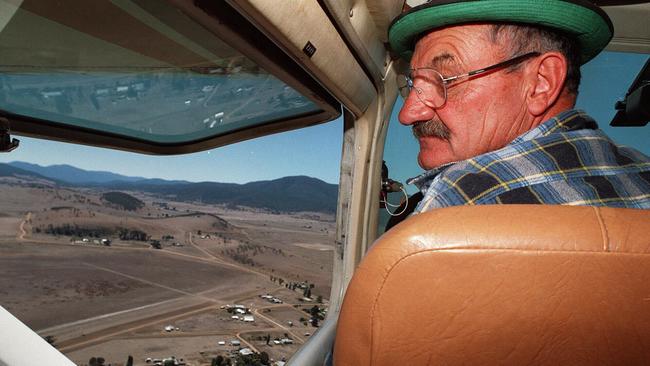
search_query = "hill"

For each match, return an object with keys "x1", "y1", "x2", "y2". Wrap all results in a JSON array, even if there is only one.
[
  {"x1": 8, "y1": 161, "x2": 146, "y2": 184},
  {"x1": 105, "y1": 175, "x2": 338, "y2": 213},
  {"x1": 1, "y1": 162, "x2": 338, "y2": 213},
  {"x1": 8, "y1": 162, "x2": 190, "y2": 185},
  {"x1": 101, "y1": 192, "x2": 145, "y2": 211},
  {"x1": 0, "y1": 163, "x2": 57, "y2": 182}
]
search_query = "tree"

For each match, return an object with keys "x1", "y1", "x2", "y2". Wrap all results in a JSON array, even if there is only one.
[
  {"x1": 43, "y1": 335, "x2": 56, "y2": 346},
  {"x1": 212, "y1": 356, "x2": 224, "y2": 366},
  {"x1": 260, "y1": 352, "x2": 270, "y2": 365},
  {"x1": 310, "y1": 305, "x2": 320, "y2": 318},
  {"x1": 89, "y1": 357, "x2": 105, "y2": 366}
]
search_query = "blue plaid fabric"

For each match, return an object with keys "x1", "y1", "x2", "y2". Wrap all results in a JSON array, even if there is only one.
[{"x1": 408, "y1": 109, "x2": 650, "y2": 212}]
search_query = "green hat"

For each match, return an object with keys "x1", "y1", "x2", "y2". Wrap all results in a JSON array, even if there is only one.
[{"x1": 389, "y1": 0, "x2": 613, "y2": 64}]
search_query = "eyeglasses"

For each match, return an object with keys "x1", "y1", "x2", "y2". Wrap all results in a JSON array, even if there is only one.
[{"x1": 397, "y1": 52, "x2": 541, "y2": 108}]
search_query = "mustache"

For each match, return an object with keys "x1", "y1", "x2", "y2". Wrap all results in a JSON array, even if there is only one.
[{"x1": 412, "y1": 119, "x2": 451, "y2": 140}]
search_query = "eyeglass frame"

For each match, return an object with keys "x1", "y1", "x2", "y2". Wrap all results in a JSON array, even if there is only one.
[{"x1": 398, "y1": 51, "x2": 541, "y2": 108}]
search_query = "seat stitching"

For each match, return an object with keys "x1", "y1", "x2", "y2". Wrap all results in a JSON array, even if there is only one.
[{"x1": 592, "y1": 206, "x2": 610, "y2": 252}]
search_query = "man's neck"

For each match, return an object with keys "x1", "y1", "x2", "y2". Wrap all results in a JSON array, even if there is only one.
[{"x1": 530, "y1": 93, "x2": 577, "y2": 130}]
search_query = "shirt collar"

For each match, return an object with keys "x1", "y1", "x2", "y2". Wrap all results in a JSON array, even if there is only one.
[
  {"x1": 406, "y1": 162, "x2": 451, "y2": 192},
  {"x1": 406, "y1": 109, "x2": 598, "y2": 192},
  {"x1": 511, "y1": 109, "x2": 597, "y2": 144}
]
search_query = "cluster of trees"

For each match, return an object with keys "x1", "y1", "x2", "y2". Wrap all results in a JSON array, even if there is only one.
[
  {"x1": 235, "y1": 243, "x2": 266, "y2": 256},
  {"x1": 86, "y1": 356, "x2": 134, "y2": 366},
  {"x1": 269, "y1": 277, "x2": 323, "y2": 302},
  {"x1": 211, "y1": 231, "x2": 264, "y2": 247},
  {"x1": 303, "y1": 305, "x2": 325, "y2": 327},
  {"x1": 38, "y1": 224, "x2": 111, "y2": 238},
  {"x1": 49, "y1": 206, "x2": 76, "y2": 211},
  {"x1": 303, "y1": 286, "x2": 312, "y2": 299},
  {"x1": 118, "y1": 228, "x2": 149, "y2": 241},
  {"x1": 235, "y1": 242, "x2": 286, "y2": 257},
  {"x1": 152, "y1": 201, "x2": 169, "y2": 209},
  {"x1": 271, "y1": 278, "x2": 326, "y2": 304},
  {"x1": 257, "y1": 334, "x2": 272, "y2": 345},
  {"x1": 224, "y1": 251, "x2": 257, "y2": 267},
  {"x1": 211, "y1": 215, "x2": 231, "y2": 229},
  {"x1": 211, "y1": 356, "x2": 232, "y2": 366},
  {"x1": 101, "y1": 191, "x2": 145, "y2": 211},
  {"x1": 212, "y1": 352, "x2": 270, "y2": 366},
  {"x1": 270, "y1": 277, "x2": 302, "y2": 291},
  {"x1": 269, "y1": 275, "x2": 285, "y2": 286},
  {"x1": 87, "y1": 357, "x2": 107, "y2": 366},
  {"x1": 35, "y1": 223, "x2": 150, "y2": 243}
]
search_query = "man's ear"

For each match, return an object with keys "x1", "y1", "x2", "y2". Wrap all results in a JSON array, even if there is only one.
[{"x1": 526, "y1": 52, "x2": 568, "y2": 116}]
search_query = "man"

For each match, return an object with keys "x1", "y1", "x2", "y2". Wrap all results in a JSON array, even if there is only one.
[{"x1": 389, "y1": 0, "x2": 650, "y2": 213}]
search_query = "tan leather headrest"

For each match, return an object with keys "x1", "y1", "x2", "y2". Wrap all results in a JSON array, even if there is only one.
[{"x1": 334, "y1": 205, "x2": 650, "y2": 365}]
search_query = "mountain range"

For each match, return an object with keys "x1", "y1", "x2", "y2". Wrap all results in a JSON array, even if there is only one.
[{"x1": 1, "y1": 161, "x2": 338, "y2": 213}]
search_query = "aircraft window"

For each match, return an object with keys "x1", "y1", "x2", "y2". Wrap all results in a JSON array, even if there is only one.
[
  {"x1": 0, "y1": 120, "x2": 340, "y2": 364},
  {"x1": 379, "y1": 50, "x2": 650, "y2": 233},
  {"x1": 0, "y1": 1, "x2": 321, "y2": 144}
]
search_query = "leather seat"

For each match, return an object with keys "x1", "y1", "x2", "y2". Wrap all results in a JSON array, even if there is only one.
[{"x1": 334, "y1": 205, "x2": 650, "y2": 365}]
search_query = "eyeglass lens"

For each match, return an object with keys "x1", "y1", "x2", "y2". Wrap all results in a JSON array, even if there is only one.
[{"x1": 398, "y1": 69, "x2": 447, "y2": 108}]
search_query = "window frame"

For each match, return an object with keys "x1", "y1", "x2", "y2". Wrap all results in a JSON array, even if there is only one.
[{"x1": 0, "y1": 1, "x2": 341, "y2": 155}]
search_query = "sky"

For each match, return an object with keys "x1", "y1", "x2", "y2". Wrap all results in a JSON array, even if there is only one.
[
  {"x1": 0, "y1": 52, "x2": 648, "y2": 187},
  {"x1": 0, "y1": 118, "x2": 343, "y2": 184}
]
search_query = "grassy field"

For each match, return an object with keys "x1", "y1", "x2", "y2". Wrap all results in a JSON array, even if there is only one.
[{"x1": 0, "y1": 179, "x2": 334, "y2": 365}]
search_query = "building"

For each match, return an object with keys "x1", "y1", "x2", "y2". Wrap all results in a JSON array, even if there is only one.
[{"x1": 239, "y1": 348, "x2": 254, "y2": 356}]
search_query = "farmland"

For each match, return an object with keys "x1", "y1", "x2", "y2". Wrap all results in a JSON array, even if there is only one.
[{"x1": 0, "y1": 177, "x2": 334, "y2": 365}]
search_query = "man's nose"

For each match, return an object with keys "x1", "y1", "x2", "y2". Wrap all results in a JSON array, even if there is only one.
[{"x1": 398, "y1": 91, "x2": 436, "y2": 126}]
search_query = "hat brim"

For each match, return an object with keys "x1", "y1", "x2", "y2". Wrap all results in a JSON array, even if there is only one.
[{"x1": 389, "y1": 0, "x2": 613, "y2": 64}]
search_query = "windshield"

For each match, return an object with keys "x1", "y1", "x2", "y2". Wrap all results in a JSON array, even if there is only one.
[
  {"x1": 0, "y1": 1, "x2": 320, "y2": 144},
  {"x1": 0, "y1": 119, "x2": 342, "y2": 365}
]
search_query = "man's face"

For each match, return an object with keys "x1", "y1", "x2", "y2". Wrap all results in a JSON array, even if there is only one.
[{"x1": 398, "y1": 24, "x2": 531, "y2": 170}]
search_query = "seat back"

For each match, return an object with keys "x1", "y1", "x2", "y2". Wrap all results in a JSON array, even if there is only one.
[{"x1": 334, "y1": 205, "x2": 650, "y2": 365}]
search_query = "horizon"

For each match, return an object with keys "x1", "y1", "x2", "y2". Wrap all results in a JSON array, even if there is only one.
[
  {"x1": 0, "y1": 116, "x2": 343, "y2": 185},
  {"x1": 1, "y1": 160, "x2": 338, "y2": 185}
]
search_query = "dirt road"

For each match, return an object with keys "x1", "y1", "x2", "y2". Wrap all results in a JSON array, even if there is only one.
[
  {"x1": 57, "y1": 302, "x2": 217, "y2": 353},
  {"x1": 17, "y1": 211, "x2": 31, "y2": 240}
]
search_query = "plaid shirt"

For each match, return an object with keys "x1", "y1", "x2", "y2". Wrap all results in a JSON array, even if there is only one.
[{"x1": 409, "y1": 109, "x2": 650, "y2": 212}]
